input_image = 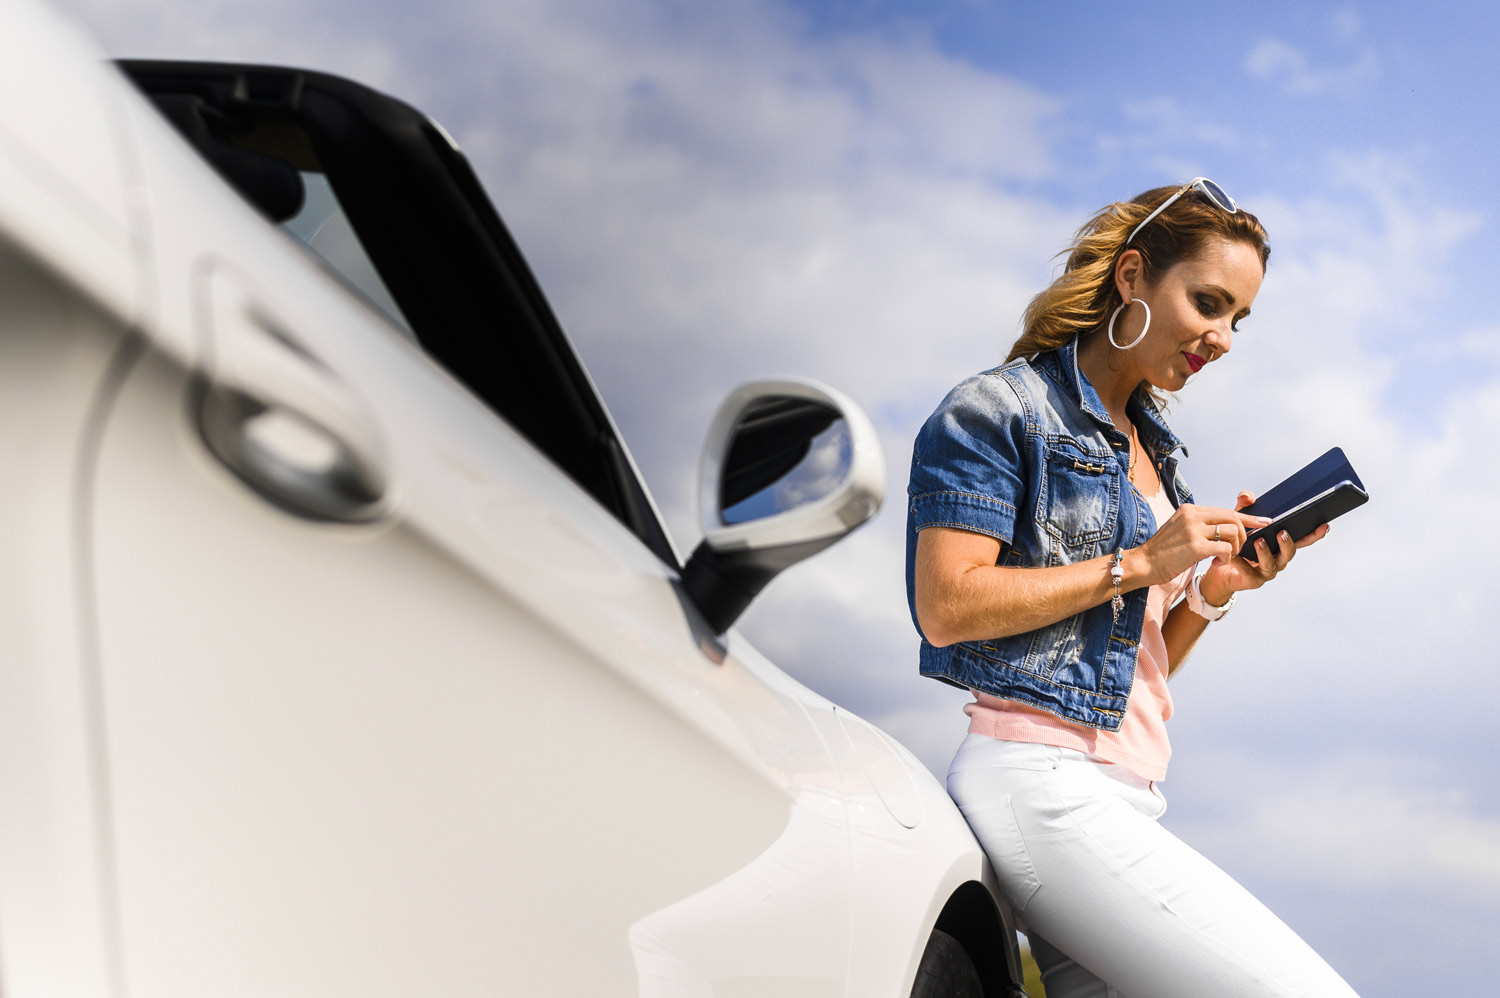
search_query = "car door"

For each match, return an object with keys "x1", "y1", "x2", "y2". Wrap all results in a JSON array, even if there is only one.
[
  {"x1": 0, "y1": 6, "x2": 144, "y2": 995},
  {"x1": 82, "y1": 85, "x2": 850, "y2": 997}
]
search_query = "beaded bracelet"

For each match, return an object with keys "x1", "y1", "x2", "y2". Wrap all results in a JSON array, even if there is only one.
[{"x1": 1110, "y1": 550, "x2": 1125, "y2": 624}]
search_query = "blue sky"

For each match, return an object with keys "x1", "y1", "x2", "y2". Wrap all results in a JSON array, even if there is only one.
[{"x1": 58, "y1": 0, "x2": 1500, "y2": 994}]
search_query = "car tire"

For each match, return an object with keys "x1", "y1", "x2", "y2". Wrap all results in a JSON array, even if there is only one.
[{"x1": 910, "y1": 929, "x2": 984, "y2": 998}]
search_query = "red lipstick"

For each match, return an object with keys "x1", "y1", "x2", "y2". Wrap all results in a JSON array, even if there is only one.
[{"x1": 1184, "y1": 352, "x2": 1205, "y2": 373}]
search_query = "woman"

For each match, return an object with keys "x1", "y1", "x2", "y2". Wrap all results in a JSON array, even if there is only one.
[{"x1": 906, "y1": 179, "x2": 1357, "y2": 997}]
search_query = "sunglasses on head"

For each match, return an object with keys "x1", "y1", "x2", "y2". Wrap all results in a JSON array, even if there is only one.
[{"x1": 1124, "y1": 177, "x2": 1238, "y2": 246}]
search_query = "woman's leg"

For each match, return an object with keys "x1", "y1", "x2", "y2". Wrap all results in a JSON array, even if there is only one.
[
  {"x1": 947, "y1": 735, "x2": 1358, "y2": 998},
  {"x1": 1026, "y1": 931, "x2": 1112, "y2": 998}
]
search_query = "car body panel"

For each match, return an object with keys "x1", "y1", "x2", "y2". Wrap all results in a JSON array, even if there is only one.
[
  {"x1": 0, "y1": 2, "x2": 137, "y2": 328},
  {"x1": 0, "y1": 234, "x2": 131, "y2": 998},
  {"x1": 90, "y1": 344, "x2": 797, "y2": 995},
  {"x1": 0, "y1": 3, "x2": 1021, "y2": 995},
  {"x1": 89, "y1": 157, "x2": 805, "y2": 994},
  {"x1": 0, "y1": 8, "x2": 142, "y2": 995}
]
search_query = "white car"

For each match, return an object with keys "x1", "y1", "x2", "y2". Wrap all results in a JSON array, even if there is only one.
[{"x1": 0, "y1": 3, "x2": 1026, "y2": 995}]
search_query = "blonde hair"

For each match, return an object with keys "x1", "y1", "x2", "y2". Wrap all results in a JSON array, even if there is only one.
[{"x1": 1008, "y1": 184, "x2": 1270, "y2": 363}]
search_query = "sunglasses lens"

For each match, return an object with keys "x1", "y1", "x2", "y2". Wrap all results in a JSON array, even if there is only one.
[{"x1": 1197, "y1": 179, "x2": 1236, "y2": 213}]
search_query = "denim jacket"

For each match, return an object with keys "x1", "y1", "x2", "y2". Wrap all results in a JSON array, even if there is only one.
[{"x1": 905, "y1": 337, "x2": 1193, "y2": 731}]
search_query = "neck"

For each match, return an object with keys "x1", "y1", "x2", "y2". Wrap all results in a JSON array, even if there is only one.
[{"x1": 1075, "y1": 329, "x2": 1142, "y2": 428}]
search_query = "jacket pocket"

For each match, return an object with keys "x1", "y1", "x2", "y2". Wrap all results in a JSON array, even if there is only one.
[{"x1": 1040, "y1": 436, "x2": 1120, "y2": 548}]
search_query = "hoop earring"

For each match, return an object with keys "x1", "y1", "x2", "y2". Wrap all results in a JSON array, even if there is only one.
[{"x1": 1107, "y1": 298, "x2": 1151, "y2": 349}]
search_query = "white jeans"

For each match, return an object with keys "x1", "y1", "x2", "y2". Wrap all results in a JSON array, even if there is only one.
[{"x1": 947, "y1": 734, "x2": 1359, "y2": 998}]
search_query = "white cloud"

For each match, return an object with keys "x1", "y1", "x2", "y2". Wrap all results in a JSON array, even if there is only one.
[
  {"x1": 1244, "y1": 37, "x2": 1378, "y2": 96},
  {"x1": 1091, "y1": 98, "x2": 1251, "y2": 187},
  {"x1": 1330, "y1": 5, "x2": 1364, "y2": 44},
  {"x1": 430, "y1": 16, "x2": 1073, "y2": 545},
  {"x1": 1122, "y1": 97, "x2": 1241, "y2": 152},
  {"x1": 53, "y1": 0, "x2": 403, "y2": 90},
  {"x1": 1162, "y1": 151, "x2": 1491, "y2": 722},
  {"x1": 1432, "y1": 325, "x2": 1500, "y2": 364},
  {"x1": 1176, "y1": 750, "x2": 1500, "y2": 902}
]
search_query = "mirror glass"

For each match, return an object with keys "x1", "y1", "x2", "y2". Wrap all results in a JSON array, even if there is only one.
[{"x1": 719, "y1": 396, "x2": 851, "y2": 526}]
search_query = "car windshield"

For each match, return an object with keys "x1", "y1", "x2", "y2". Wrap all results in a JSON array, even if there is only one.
[{"x1": 280, "y1": 171, "x2": 415, "y2": 340}]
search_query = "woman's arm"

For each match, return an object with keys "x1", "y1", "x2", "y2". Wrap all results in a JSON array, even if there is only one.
[
  {"x1": 914, "y1": 501, "x2": 1266, "y2": 648},
  {"x1": 1160, "y1": 600, "x2": 1212, "y2": 676},
  {"x1": 914, "y1": 527, "x2": 1123, "y2": 647},
  {"x1": 1159, "y1": 492, "x2": 1333, "y2": 676}
]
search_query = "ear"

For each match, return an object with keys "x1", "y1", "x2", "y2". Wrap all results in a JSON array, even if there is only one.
[{"x1": 1114, "y1": 248, "x2": 1144, "y2": 302}]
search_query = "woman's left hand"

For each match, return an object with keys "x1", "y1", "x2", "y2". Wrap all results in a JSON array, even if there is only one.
[{"x1": 1198, "y1": 491, "x2": 1331, "y2": 605}]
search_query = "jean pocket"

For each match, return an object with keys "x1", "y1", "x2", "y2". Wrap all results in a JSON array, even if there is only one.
[
  {"x1": 958, "y1": 796, "x2": 1042, "y2": 911},
  {"x1": 949, "y1": 736, "x2": 1061, "y2": 775}
]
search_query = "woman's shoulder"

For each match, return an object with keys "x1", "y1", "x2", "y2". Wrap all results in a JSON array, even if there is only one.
[{"x1": 930, "y1": 358, "x2": 1045, "y2": 424}]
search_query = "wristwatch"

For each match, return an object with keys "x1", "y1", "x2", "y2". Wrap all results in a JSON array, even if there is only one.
[{"x1": 1186, "y1": 571, "x2": 1235, "y2": 621}]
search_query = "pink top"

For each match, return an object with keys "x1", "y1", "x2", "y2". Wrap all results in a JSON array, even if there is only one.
[{"x1": 964, "y1": 487, "x2": 1193, "y2": 782}]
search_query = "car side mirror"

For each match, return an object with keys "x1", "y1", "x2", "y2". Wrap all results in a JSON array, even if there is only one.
[{"x1": 682, "y1": 378, "x2": 884, "y2": 635}]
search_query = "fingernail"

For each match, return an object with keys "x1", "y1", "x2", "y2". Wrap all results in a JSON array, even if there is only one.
[{"x1": 1279, "y1": 531, "x2": 1291, "y2": 541}]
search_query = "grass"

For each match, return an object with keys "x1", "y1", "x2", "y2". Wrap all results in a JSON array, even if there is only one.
[{"x1": 1019, "y1": 941, "x2": 1044, "y2": 997}]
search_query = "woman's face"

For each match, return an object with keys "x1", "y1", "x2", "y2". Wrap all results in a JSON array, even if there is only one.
[{"x1": 1120, "y1": 235, "x2": 1264, "y2": 391}]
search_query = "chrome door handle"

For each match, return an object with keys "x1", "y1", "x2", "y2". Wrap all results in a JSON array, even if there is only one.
[
  {"x1": 197, "y1": 268, "x2": 388, "y2": 523},
  {"x1": 198, "y1": 375, "x2": 387, "y2": 523}
]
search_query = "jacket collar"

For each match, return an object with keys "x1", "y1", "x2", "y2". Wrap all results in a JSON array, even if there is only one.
[{"x1": 1033, "y1": 336, "x2": 1189, "y2": 458}]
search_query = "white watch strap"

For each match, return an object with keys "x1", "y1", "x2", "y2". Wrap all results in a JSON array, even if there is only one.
[{"x1": 1187, "y1": 571, "x2": 1235, "y2": 621}]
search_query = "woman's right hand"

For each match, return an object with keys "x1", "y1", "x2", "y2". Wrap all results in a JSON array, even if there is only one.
[{"x1": 1125, "y1": 503, "x2": 1271, "y2": 588}]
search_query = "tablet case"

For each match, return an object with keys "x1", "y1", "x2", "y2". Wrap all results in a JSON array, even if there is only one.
[{"x1": 1238, "y1": 447, "x2": 1368, "y2": 560}]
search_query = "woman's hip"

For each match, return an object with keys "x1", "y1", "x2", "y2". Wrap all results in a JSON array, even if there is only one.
[{"x1": 946, "y1": 733, "x2": 1167, "y2": 826}]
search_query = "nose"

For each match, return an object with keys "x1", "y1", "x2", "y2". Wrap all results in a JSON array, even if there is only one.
[{"x1": 1205, "y1": 322, "x2": 1232, "y2": 361}]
